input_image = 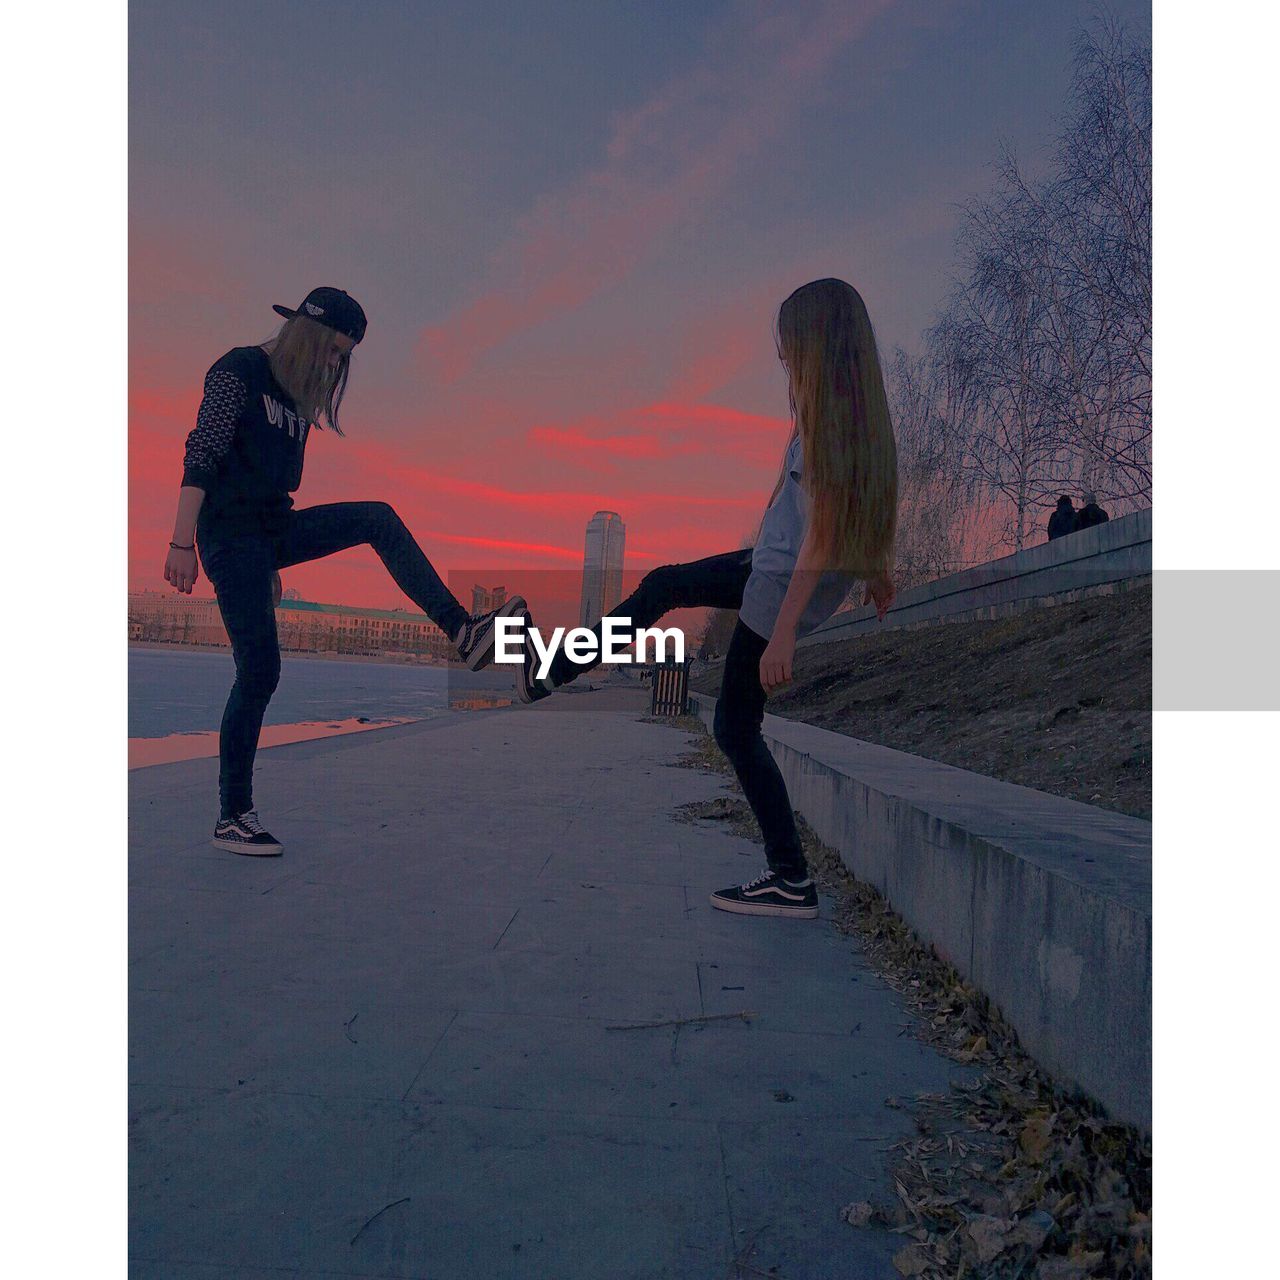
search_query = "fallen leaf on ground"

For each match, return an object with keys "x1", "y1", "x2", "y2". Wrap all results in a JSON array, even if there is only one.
[
  {"x1": 892, "y1": 1243, "x2": 932, "y2": 1276},
  {"x1": 840, "y1": 1201, "x2": 875, "y2": 1228},
  {"x1": 1008, "y1": 1210, "x2": 1055, "y2": 1250},
  {"x1": 1020, "y1": 1111, "x2": 1054, "y2": 1163},
  {"x1": 1037, "y1": 1256, "x2": 1101, "y2": 1280},
  {"x1": 967, "y1": 1214, "x2": 1014, "y2": 1263},
  {"x1": 1067, "y1": 1246, "x2": 1105, "y2": 1267}
]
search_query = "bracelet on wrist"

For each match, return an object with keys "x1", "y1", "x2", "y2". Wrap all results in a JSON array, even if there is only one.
[{"x1": 169, "y1": 540, "x2": 195, "y2": 551}]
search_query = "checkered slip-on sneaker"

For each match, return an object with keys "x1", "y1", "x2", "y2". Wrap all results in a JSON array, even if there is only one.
[
  {"x1": 213, "y1": 810, "x2": 284, "y2": 856},
  {"x1": 515, "y1": 609, "x2": 554, "y2": 704},
  {"x1": 453, "y1": 595, "x2": 528, "y2": 671}
]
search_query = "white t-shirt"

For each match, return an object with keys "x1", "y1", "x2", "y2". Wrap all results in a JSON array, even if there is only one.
[{"x1": 738, "y1": 434, "x2": 858, "y2": 640}]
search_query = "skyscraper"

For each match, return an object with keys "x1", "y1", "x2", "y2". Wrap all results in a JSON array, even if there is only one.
[{"x1": 579, "y1": 510, "x2": 626, "y2": 627}]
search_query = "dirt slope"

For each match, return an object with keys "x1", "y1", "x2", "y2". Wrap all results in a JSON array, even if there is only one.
[{"x1": 691, "y1": 585, "x2": 1151, "y2": 819}]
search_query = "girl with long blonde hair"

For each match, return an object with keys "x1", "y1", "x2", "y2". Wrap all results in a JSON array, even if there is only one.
[
  {"x1": 162, "y1": 287, "x2": 526, "y2": 855},
  {"x1": 517, "y1": 278, "x2": 897, "y2": 918}
]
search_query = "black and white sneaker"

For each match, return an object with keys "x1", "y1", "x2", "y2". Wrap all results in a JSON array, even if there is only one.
[
  {"x1": 710, "y1": 868, "x2": 819, "y2": 918},
  {"x1": 515, "y1": 609, "x2": 554, "y2": 704},
  {"x1": 213, "y1": 810, "x2": 284, "y2": 856},
  {"x1": 452, "y1": 595, "x2": 528, "y2": 671}
]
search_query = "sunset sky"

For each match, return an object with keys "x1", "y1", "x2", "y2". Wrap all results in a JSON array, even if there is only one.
[{"x1": 129, "y1": 0, "x2": 1148, "y2": 611}]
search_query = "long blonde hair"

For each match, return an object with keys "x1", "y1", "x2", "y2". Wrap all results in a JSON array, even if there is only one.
[
  {"x1": 770, "y1": 278, "x2": 898, "y2": 576},
  {"x1": 264, "y1": 316, "x2": 351, "y2": 435}
]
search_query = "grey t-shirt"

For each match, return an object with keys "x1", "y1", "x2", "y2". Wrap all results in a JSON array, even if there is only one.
[{"x1": 738, "y1": 434, "x2": 858, "y2": 640}]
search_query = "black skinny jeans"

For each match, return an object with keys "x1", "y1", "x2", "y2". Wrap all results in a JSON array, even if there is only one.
[
  {"x1": 198, "y1": 502, "x2": 470, "y2": 818},
  {"x1": 549, "y1": 548, "x2": 807, "y2": 878}
]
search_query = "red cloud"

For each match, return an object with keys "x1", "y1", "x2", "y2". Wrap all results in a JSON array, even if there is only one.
[
  {"x1": 128, "y1": 376, "x2": 769, "y2": 605},
  {"x1": 638, "y1": 401, "x2": 788, "y2": 434},
  {"x1": 341, "y1": 437, "x2": 759, "y2": 518},
  {"x1": 528, "y1": 427, "x2": 667, "y2": 460},
  {"x1": 526, "y1": 400, "x2": 791, "y2": 476},
  {"x1": 416, "y1": 530, "x2": 584, "y2": 562},
  {"x1": 527, "y1": 425, "x2": 704, "y2": 462},
  {"x1": 420, "y1": 1, "x2": 888, "y2": 381}
]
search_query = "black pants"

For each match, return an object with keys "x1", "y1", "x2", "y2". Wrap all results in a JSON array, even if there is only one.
[
  {"x1": 549, "y1": 549, "x2": 807, "y2": 878},
  {"x1": 198, "y1": 502, "x2": 470, "y2": 818}
]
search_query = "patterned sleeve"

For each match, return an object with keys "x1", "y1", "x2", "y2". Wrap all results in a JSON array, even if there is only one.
[{"x1": 181, "y1": 367, "x2": 247, "y2": 491}]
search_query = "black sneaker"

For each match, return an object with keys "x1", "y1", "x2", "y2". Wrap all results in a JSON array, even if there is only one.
[
  {"x1": 453, "y1": 595, "x2": 528, "y2": 671},
  {"x1": 709, "y1": 868, "x2": 819, "y2": 918},
  {"x1": 515, "y1": 609, "x2": 554, "y2": 704},
  {"x1": 213, "y1": 810, "x2": 284, "y2": 856}
]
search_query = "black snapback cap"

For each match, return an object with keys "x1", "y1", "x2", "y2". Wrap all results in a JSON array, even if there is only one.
[{"x1": 273, "y1": 287, "x2": 367, "y2": 343}]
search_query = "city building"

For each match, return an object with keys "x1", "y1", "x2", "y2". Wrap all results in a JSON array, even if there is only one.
[
  {"x1": 578, "y1": 510, "x2": 626, "y2": 627},
  {"x1": 275, "y1": 599, "x2": 454, "y2": 662},
  {"x1": 128, "y1": 590, "x2": 227, "y2": 646},
  {"x1": 127, "y1": 590, "x2": 454, "y2": 662}
]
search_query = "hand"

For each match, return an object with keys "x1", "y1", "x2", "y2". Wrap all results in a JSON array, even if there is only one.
[
  {"x1": 164, "y1": 546, "x2": 199, "y2": 595},
  {"x1": 863, "y1": 572, "x2": 896, "y2": 621},
  {"x1": 271, "y1": 571, "x2": 282, "y2": 607},
  {"x1": 759, "y1": 629, "x2": 796, "y2": 694}
]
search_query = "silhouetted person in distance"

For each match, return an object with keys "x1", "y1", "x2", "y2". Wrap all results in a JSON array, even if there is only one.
[
  {"x1": 1048, "y1": 495, "x2": 1077, "y2": 541},
  {"x1": 1075, "y1": 491, "x2": 1110, "y2": 531}
]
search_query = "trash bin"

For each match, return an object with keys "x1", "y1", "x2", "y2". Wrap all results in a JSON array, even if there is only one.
[{"x1": 650, "y1": 659, "x2": 690, "y2": 717}]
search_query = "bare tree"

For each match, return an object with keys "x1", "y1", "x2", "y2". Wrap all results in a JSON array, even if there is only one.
[
  {"x1": 1054, "y1": 15, "x2": 1151, "y2": 500},
  {"x1": 939, "y1": 190, "x2": 1069, "y2": 550},
  {"x1": 990, "y1": 17, "x2": 1152, "y2": 504},
  {"x1": 886, "y1": 346, "x2": 994, "y2": 584},
  {"x1": 911, "y1": 13, "x2": 1151, "y2": 551}
]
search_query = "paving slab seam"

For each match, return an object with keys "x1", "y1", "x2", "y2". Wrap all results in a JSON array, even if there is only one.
[
  {"x1": 714, "y1": 1120, "x2": 739, "y2": 1258},
  {"x1": 135, "y1": 1083, "x2": 744, "y2": 1130},
  {"x1": 130, "y1": 1079, "x2": 235, "y2": 1097},
  {"x1": 404, "y1": 1097, "x2": 730, "y2": 1131},
  {"x1": 489, "y1": 909, "x2": 521, "y2": 950},
  {"x1": 398, "y1": 1009, "x2": 461, "y2": 1103},
  {"x1": 130, "y1": 837, "x2": 219, "y2": 859},
  {"x1": 258, "y1": 873, "x2": 307, "y2": 896},
  {"x1": 130, "y1": 1084, "x2": 426, "y2": 1109},
  {"x1": 131, "y1": 985, "x2": 737, "y2": 1024},
  {"x1": 128, "y1": 1256, "x2": 431, "y2": 1279}
]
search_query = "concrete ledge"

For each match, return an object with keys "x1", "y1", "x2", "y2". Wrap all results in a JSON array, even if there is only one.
[
  {"x1": 801, "y1": 507, "x2": 1151, "y2": 644},
  {"x1": 689, "y1": 693, "x2": 1152, "y2": 1129}
]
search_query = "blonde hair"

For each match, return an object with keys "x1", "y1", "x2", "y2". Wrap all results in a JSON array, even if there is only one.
[
  {"x1": 265, "y1": 316, "x2": 351, "y2": 435},
  {"x1": 770, "y1": 278, "x2": 898, "y2": 576}
]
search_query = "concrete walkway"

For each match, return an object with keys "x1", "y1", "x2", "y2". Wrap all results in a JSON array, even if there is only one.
[{"x1": 130, "y1": 689, "x2": 968, "y2": 1279}]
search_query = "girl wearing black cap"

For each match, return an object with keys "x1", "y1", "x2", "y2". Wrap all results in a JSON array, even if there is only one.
[{"x1": 162, "y1": 289, "x2": 524, "y2": 855}]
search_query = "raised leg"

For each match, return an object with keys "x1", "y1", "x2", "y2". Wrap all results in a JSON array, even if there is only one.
[
  {"x1": 275, "y1": 502, "x2": 469, "y2": 639},
  {"x1": 547, "y1": 547, "x2": 753, "y2": 687}
]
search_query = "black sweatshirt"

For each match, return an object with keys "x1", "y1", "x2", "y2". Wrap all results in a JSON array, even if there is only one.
[{"x1": 181, "y1": 346, "x2": 311, "y2": 538}]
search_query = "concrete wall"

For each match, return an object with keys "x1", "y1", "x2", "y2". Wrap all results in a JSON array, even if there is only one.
[
  {"x1": 690, "y1": 695, "x2": 1152, "y2": 1130},
  {"x1": 800, "y1": 507, "x2": 1151, "y2": 646}
]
